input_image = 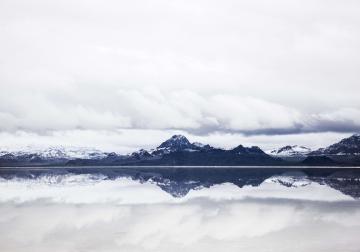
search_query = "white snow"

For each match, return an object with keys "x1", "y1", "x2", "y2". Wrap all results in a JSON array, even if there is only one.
[
  {"x1": 0, "y1": 146, "x2": 108, "y2": 159},
  {"x1": 192, "y1": 142, "x2": 205, "y2": 148},
  {"x1": 267, "y1": 145, "x2": 312, "y2": 156}
]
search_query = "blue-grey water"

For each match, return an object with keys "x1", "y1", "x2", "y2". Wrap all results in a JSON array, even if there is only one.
[{"x1": 0, "y1": 166, "x2": 359, "y2": 252}]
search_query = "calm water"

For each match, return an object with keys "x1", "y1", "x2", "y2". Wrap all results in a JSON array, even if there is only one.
[
  {"x1": 0, "y1": 167, "x2": 359, "y2": 252},
  {"x1": 1, "y1": 166, "x2": 360, "y2": 197}
]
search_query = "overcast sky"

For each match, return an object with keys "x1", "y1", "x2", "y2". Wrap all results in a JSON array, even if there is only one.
[{"x1": 1, "y1": 0, "x2": 360, "y2": 152}]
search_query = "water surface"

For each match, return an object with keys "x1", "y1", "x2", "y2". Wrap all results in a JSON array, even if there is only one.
[{"x1": 0, "y1": 167, "x2": 359, "y2": 252}]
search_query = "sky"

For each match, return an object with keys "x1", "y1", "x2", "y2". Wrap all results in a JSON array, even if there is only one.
[{"x1": 1, "y1": 0, "x2": 360, "y2": 152}]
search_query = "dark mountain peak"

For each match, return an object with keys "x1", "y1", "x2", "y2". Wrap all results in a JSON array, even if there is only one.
[
  {"x1": 343, "y1": 134, "x2": 360, "y2": 142},
  {"x1": 106, "y1": 152, "x2": 119, "y2": 158},
  {"x1": 277, "y1": 145, "x2": 292, "y2": 153},
  {"x1": 170, "y1": 134, "x2": 189, "y2": 141},
  {"x1": 131, "y1": 149, "x2": 152, "y2": 160},
  {"x1": 158, "y1": 135, "x2": 192, "y2": 150},
  {"x1": 233, "y1": 144, "x2": 244, "y2": 149},
  {"x1": 192, "y1": 142, "x2": 205, "y2": 148},
  {"x1": 249, "y1": 146, "x2": 265, "y2": 153},
  {"x1": 191, "y1": 142, "x2": 214, "y2": 151},
  {"x1": 313, "y1": 133, "x2": 360, "y2": 155},
  {"x1": 231, "y1": 145, "x2": 265, "y2": 155},
  {"x1": 231, "y1": 144, "x2": 245, "y2": 152}
]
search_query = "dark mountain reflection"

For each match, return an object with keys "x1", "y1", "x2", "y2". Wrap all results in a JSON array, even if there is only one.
[{"x1": 1, "y1": 167, "x2": 360, "y2": 198}]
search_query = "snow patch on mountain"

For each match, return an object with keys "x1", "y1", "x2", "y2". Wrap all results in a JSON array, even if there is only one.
[
  {"x1": 264, "y1": 175, "x2": 311, "y2": 187},
  {"x1": 311, "y1": 134, "x2": 360, "y2": 155},
  {"x1": 267, "y1": 145, "x2": 311, "y2": 156},
  {"x1": 193, "y1": 142, "x2": 206, "y2": 148},
  {"x1": 0, "y1": 146, "x2": 107, "y2": 160}
]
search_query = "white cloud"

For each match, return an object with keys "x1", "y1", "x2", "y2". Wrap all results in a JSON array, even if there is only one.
[
  {"x1": 0, "y1": 129, "x2": 352, "y2": 153},
  {"x1": 1, "y1": 86, "x2": 360, "y2": 135},
  {"x1": 0, "y1": 0, "x2": 360, "y2": 147}
]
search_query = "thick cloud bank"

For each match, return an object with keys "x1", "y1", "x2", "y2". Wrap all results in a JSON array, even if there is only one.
[
  {"x1": 1, "y1": 88, "x2": 360, "y2": 136},
  {"x1": 0, "y1": 176, "x2": 359, "y2": 252},
  {"x1": 1, "y1": 0, "x2": 360, "y2": 140}
]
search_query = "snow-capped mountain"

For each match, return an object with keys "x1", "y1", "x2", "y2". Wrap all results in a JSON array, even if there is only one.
[
  {"x1": 149, "y1": 135, "x2": 210, "y2": 156},
  {"x1": 2, "y1": 133, "x2": 360, "y2": 166},
  {"x1": 311, "y1": 134, "x2": 360, "y2": 155},
  {"x1": 158, "y1": 135, "x2": 193, "y2": 150},
  {"x1": 66, "y1": 135, "x2": 281, "y2": 166},
  {"x1": 0, "y1": 146, "x2": 107, "y2": 160},
  {"x1": 39, "y1": 147, "x2": 108, "y2": 159},
  {"x1": 267, "y1": 145, "x2": 312, "y2": 156}
]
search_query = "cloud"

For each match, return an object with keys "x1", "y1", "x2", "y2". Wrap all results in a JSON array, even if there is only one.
[
  {"x1": 1, "y1": 87, "x2": 360, "y2": 137},
  {"x1": 0, "y1": 129, "x2": 353, "y2": 154},
  {"x1": 0, "y1": 0, "x2": 360, "y2": 146}
]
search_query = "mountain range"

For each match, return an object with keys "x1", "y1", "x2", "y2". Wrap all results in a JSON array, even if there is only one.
[{"x1": 1, "y1": 134, "x2": 360, "y2": 166}]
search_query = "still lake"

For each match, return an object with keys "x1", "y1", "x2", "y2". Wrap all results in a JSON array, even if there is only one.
[{"x1": 0, "y1": 166, "x2": 359, "y2": 252}]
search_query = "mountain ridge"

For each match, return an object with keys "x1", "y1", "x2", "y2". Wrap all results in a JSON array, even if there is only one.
[
  {"x1": 1, "y1": 134, "x2": 360, "y2": 166},
  {"x1": 310, "y1": 134, "x2": 360, "y2": 156}
]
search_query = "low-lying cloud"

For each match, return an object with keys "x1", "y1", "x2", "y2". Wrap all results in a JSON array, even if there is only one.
[{"x1": 1, "y1": 88, "x2": 360, "y2": 137}]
